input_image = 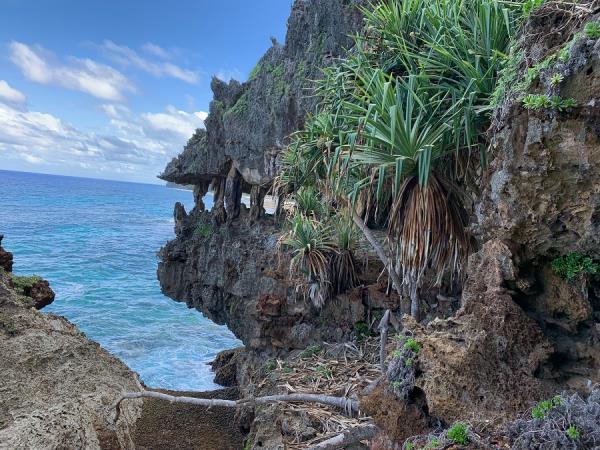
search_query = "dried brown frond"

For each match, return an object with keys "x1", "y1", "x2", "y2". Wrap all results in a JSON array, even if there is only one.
[{"x1": 388, "y1": 173, "x2": 471, "y2": 295}]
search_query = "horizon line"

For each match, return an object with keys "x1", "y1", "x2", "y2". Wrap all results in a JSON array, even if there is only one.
[{"x1": 0, "y1": 168, "x2": 169, "y2": 187}]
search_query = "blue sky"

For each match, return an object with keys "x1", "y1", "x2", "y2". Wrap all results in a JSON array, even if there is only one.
[{"x1": 0, "y1": 0, "x2": 292, "y2": 183}]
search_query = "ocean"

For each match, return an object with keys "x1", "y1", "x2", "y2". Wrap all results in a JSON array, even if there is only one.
[{"x1": 0, "y1": 169, "x2": 240, "y2": 390}]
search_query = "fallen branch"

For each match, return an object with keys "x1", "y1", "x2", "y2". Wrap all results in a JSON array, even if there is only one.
[
  {"x1": 307, "y1": 424, "x2": 379, "y2": 450},
  {"x1": 115, "y1": 390, "x2": 360, "y2": 423}
]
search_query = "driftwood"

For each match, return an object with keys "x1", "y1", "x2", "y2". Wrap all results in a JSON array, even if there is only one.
[
  {"x1": 378, "y1": 309, "x2": 391, "y2": 373},
  {"x1": 115, "y1": 390, "x2": 360, "y2": 422},
  {"x1": 307, "y1": 424, "x2": 379, "y2": 450}
]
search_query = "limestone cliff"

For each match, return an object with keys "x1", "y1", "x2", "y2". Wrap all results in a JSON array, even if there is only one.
[
  {"x1": 160, "y1": 0, "x2": 367, "y2": 223},
  {"x1": 158, "y1": 1, "x2": 600, "y2": 449},
  {"x1": 158, "y1": 0, "x2": 380, "y2": 352},
  {"x1": 0, "y1": 248, "x2": 143, "y2": 450}
]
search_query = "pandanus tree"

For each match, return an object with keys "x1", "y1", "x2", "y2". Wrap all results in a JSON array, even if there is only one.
[{"x1": 277, "y1": 0, "x2": 517, "y2": 317}]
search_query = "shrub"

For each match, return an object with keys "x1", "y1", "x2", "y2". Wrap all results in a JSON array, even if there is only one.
[
  {"x1": 354, "y1": 321, "x2": 374, "y2": 341},
  {"x1": 195, "y1": 223, "x2": 214, "y2": 238},
  {"x1": 264, "y1": 360, "x2": 277, "y2": 372},
  {"x1": 522, "y1": 0, "x2": 544, "y2": 17},
  {"x1": 11, "y1": 274, "x2": 42, "y2": 296},
  {"x1": 299, "y1": 345, "x2": 321, "y2": 359},
  {"x1": 585, "y1": 21, "x2": 600, "y2": 39},
  {"x1": 403, "y1": 338, "x2": 421, "y2": 354},
  {"x1": 447, "y1": 422, "x2": 469, "y2": 445},
  {"x1": 508, "y1": 389, "x2": 600, "y2": 449},
  {"x1": 551, "y1": 253, "x2": 599, "y2": 281},
  {"x1": 0, "y1": 313, "x2": 17, "y2": 336},
  {"x1": 248, "y1": 63, "x2": 262, "y2": 81}
]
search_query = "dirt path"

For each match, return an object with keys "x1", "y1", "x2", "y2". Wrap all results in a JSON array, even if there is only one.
[{"x1": 131, "y1": 387, "x2": 244, "y2": 450}]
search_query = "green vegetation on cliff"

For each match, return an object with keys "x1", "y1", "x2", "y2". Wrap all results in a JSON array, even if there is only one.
[{"x1": 277, "y1": 0, "x2": 521, "y2": 316}]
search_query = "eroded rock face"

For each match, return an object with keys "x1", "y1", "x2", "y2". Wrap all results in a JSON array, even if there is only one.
[
  {"x1": 0, "y1": 236, "x2": 13, "y2": 273},
  {"x1": 160, "y1": 0, "x2": 367, "y2": 192},
  {"x1": 0, "y1": 272, "x2": 143, "y2": 450},
  {"x1": 403, "y1": 241, "x2": 556, "y2": 425},
  {"x1": 158, "y1": 208, "x2": 370, "y2": 350}
]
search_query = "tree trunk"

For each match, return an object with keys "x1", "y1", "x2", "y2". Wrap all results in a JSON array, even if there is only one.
[
  {"x1": 410, "y1": 287, "x2": 419, "y2": 321},
  {"x1": 351, "y1": 211, "x2": 407, "y2": 312}
]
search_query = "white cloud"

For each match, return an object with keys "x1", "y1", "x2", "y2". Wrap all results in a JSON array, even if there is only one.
[
  {"x1": 0, "y1": 80, "x2": 26, "y2": 104},
  {"x1": 0, "y1": 99, "x2": 207, "y2": 181},
  {"x1": 9, "y1": 42, "x2": 134, "y2": 101},
  {"x1": 100, "y1": 41, "x2": 199, "y2": 84},
  {"x1": 23, "y1": 154, "x2": 44, "y2": 164},
  {"x1": 142, "y1": 43, "x2": 172, "y2": 60}
]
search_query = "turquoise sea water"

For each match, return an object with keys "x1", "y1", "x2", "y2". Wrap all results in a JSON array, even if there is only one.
[{"x1": 0, "y1": 169, "x2": 240, "y2": 390}]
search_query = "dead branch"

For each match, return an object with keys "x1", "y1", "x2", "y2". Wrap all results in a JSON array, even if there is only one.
[
  {"x1": 307, "y1": 424, "x2": 379, "y2": 450},
  {"x1": 114, "y1": 390, "x2": 360, "y2": 423}
]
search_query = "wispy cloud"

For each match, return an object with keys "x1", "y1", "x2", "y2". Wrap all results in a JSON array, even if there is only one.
[
  {"x1": 0, "y1": 97, "x2": 207, "y2": 181},
  {"x1": 100, "y1": 40, "x2": 200, "y2": 84},
  {"x1": 142, "y1": 42, "x2": 172, "y2": 60},
  {"x1": 9, "y1": 42, "x2": 134, "y2": 101},
  {"x1": 0, "y1": 80, "x2": 26, "y2": 104}
]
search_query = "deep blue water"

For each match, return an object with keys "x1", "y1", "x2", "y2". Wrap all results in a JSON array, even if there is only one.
[{"x1": 0, "y1": 170, "x2": 240, "y2": 390}]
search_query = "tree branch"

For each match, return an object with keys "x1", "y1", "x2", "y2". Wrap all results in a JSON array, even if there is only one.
[
  {"x1": 114, "y1": 390, "x2": 360, "y2": 423},
  {"x1": 307, "y1": 424, "x2": 379, "y2": 450},
  {"x1": 351, "y1": 212, "x2": 406, "y2": 311}
]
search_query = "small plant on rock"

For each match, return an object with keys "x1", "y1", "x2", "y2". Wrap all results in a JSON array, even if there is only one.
[
  {"x1": 523, "y1": 94, "x2": 552, "y2": 109},
  {"x1": 447, "y1": 422, "x2": 469, "y2": 445},
  {"x1": 403, "y1": 338, "x2": 421, "y2": 354},
  {"x1": 552, "y1": 253, "x2": 599, "y2": 282},
  {"x1": 566, "y1": 425, "x2": 580, "y2": 440},
  {"x1": 299, "y1": 345, "x2": 321, "y2": 359},
  {"x1": 585, "y1": 21, "x2": 600, "y2": 39},
  {"x1": 11, "y1": 274, "x2": 42, "y2": 296},
  {"x1": 522, "y1": 0, "x2": 544, "y2": 17},
  {"x1": 194, "y1": 223, "x2": 214, "y2": 238},
  {"x1": 424, "y1": 438, "x2": 440, "y2": 449},
  {"x1": 550, "y1": 73, "x2": 564, "y2": 87}
]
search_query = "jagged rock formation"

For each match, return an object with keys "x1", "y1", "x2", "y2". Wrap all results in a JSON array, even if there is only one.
[
  {"x1": 0, "y1": 236, "x2": 12, "y2": 272},
  {"x1": 160, "y1": 0, "x2": 367, "y2": 223},
  {"x1": 359, "y1": 9, "x2": 600, "y2": 443},
  {"x1": 158, "y1": 0, "x2": 377, "y2": 352},
  {"x1": 0, "y1": 269, "x2": 144, "y2": 450},
  {"x1": 158, "y1": 2, "x2": 600, "y2": 449},
  {"x1": 159, "y1": 205, "x2": 380, "y2": 350}
]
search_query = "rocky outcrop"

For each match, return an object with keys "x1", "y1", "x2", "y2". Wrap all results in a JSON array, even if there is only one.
[
  {"x1": 0, "y1": 236, "x2": 13, "y2": 273},
  {"x1": 159, "y1": 206, "x2": 379, "y2": 350},
  {"x1": 404, "y1": 241, "x2": 556, "y2": 424},
  {"x1": 160, "y1": 0, "x2": 367, "y2": 223},
  {"x1": 0, "y1": 270, "x2": 143, "y2": 450},
  {"x1": 367, "y1": 11, "x2": 600, "y2": 438}
]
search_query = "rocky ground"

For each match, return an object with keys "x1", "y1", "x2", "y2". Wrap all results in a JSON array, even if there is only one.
[{"x1": 0, "y1": 240, "x2": 243, "y2": 450}]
